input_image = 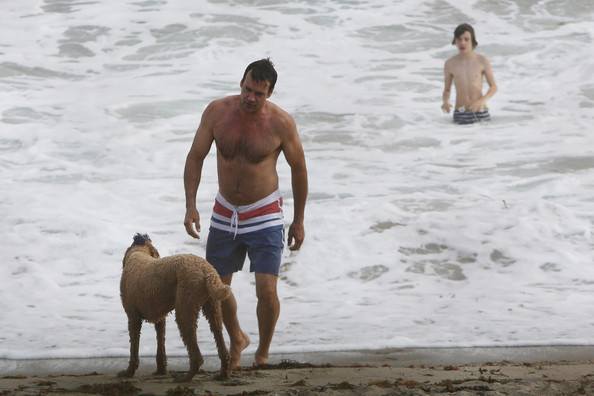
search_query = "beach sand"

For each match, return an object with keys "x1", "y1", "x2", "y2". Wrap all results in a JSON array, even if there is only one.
[{"x1": 2, "y1": 346, "x2": 594, "y2": 395}]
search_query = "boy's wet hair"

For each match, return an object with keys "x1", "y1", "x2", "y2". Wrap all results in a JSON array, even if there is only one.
[
  {"x1": 452, "y1": 23, "x2": 478, "y2": 49},
  {"x1": 241, "y1": 58, "x2": 278, "y2": 94}
]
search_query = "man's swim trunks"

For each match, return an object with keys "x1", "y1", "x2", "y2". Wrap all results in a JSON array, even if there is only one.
[
  {"x1": 453, "y1": 108, "x2": 491, "y2": 125},
  {"x1": 206, "y1": 190, "x2": 284, "y2": 276}
]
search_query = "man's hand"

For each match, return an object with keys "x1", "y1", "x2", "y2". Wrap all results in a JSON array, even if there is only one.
[
  {"x1": 468, "y1": 99, "x2": 485, "y2": 112},
  {"x1": 441, "y1": 102, "x2": 452, "y2": 113},
  {"x1": 287, "y1": 222, "x2": 304, "y2": 251},
  {"x1": 184, "y1": 208, "x2": 201, "y2": 239}
]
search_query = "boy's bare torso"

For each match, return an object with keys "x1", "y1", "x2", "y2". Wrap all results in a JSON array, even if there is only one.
[{"x1": 445, "y1": 53, "x2": 488, "y2": 110}]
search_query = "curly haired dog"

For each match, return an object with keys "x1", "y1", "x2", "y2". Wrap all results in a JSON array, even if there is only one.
[{"x1": 119, "y1": 233, "x2": 231, "y2": 382}]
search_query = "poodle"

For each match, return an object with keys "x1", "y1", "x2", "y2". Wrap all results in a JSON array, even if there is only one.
[{"x1": 119, "y1": 233, "x2": 231, "y2": 382}]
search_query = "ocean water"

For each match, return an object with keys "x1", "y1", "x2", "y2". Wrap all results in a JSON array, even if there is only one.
[{"x1": 1, "y1": 0, "x2": 594, "y2": 360}]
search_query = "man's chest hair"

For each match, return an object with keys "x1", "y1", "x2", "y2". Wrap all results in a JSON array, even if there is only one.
[{"x1": 214, "y1": 125, "x2": 280, "y2": 163}]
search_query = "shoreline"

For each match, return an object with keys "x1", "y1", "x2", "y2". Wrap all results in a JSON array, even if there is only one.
[
  {"x1": 3, "y1": 345, "x2": 594, "y2": 375},
  {"x1": 2, "y1": 346, "x2": 594, "y2": 395}
]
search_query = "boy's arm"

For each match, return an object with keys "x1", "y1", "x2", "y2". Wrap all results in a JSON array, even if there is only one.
[
  {"x1": 470, "y1": 57, "x2": 497, "y2": 111},
  {"x1": 442, "y1": 61, "x2": 453, "y2": 113}
]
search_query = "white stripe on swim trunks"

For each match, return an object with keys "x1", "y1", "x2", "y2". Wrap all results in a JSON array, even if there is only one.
[
  {"x1": 212, "y1": 212, "x2": 284, "y2": 226},
  {"x1": 212, "y1": 190, "x2": 283, "y2": 238},
  {"x1": 210, "y1": 218, "x2": 285, "y2": 235}
]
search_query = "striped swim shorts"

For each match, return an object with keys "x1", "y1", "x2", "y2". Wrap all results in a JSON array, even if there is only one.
[
  {"x1": 206, "y1": 190, "x2": 284, "y2": 276},
  {"x1": 453, "y1": 108, "x2": 491, "y2": 124}
]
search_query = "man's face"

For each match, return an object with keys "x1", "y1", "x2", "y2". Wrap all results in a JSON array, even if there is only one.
[
  {"x1": 240, "y1": 71, "x2": 271, "y2": 113},
  {"x1": 455, "y1": 31, "x2": 473, "y2": 53}
]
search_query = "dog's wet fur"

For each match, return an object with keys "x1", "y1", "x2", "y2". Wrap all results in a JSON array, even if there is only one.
[{"x1": 119, "y1": 233, "x2": 231, "y2": 382}]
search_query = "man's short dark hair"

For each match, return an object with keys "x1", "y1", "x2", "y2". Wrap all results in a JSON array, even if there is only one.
[
  {"x1": 452, "y1": 23, "x2": 478, "y2": 48},
  {"x1": 241, "y1": 58, "x2": 277, "y2": 94}
]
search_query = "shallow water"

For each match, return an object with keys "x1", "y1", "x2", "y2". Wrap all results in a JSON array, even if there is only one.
[{"x1": 1, "y1": 0, "x2": 594, "y2": 359}]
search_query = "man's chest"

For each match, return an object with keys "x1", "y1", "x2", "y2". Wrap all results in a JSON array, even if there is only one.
[{"x1": 213, "y1": 118, "x2": 281, "y2": 163}]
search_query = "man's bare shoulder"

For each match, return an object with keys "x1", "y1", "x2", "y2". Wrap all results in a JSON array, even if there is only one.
[
  {"x1": 206, "y1": 96, "x2": 238, "y2": 112},
  {"x1": 266, "y1": 101, "x2": 296, "y2": 135},
  {"x1": 266, "y1": 101, "x2": 291, "y2": 118},
  {"x1": 201, "y1": 96, "x2": 238, "y2": 122}
]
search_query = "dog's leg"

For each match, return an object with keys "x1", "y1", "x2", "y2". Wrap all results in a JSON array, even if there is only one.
[
  {"x1": 203, "y1": 300, "x2": 230, "y2": 379},
  {"x1": 174, "y1": 304, "x2": 203, "y2": 382},
  {"x1": 154, "y1": 319, "x2": 167, "y2": 375},
  {"x1": 118, "y1": 316, "x2": 142, "y2": 378}
]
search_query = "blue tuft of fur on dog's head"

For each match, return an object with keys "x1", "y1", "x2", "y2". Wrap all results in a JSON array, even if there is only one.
[
  {"x1": 132, "y1": 233, "x2": 151, "y2": 246},
  {"x1": 123, "y1": 233, "x2": 159, "y2": 268}
]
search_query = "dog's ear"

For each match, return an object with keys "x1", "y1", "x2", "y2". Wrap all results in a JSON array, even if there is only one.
[
  {"x1": 148, "y1": 243, "x2": 160, "y2": 259},
  {"x1": 122, "y1": 246, "x2": 133, "y2": 268}
]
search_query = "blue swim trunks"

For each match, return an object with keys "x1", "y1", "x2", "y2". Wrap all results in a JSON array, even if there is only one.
[
  {"x1": 453, "y1": 108, "x2": 491, "y2": 124},
  {"x1": 206, "y1": 191, "x2": 284, "y2": 277}
]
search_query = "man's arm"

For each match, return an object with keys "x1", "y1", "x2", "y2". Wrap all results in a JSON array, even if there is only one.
[
  {"x1": 442, "y1": 61, "x2": 454, "y2": 113},
  {"x1": 280, "y1": 114, "x2": 308, "y2": 251},
  {"x1": 183, "y1": 103, "x2": 215, "y2": 239},
  {"x1": 470, "y1": 56, "x2": 497, "y2": 111}
]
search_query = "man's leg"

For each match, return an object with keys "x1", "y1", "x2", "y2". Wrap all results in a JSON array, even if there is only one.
[
  {"x1": 220, "y1": 274, "x2": 250, "y2": 369},
  {"x1": 254, "y1": 273, "x2": 280, "y2": 366}
]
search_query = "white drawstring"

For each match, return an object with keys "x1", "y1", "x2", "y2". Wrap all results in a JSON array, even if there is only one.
[
  {"x1": 214, "y1": 190, "x2": 283, "y2": 238},
  {"x1": 230, "y1": 208, "x2": 239, "y2": 239}
]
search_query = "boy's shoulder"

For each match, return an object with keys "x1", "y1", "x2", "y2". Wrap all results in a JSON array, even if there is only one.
[
  {"x1": 474, "y1": 52, "x2": 491, "y2": 64},
  {"x1": 444, "y1": 54, "x2": 459, "y2": 66},
  {"x1": 447, "y1": 52, "x2": 489, "y2": 65},
  {"x1": 445, "y1": 54, "x2": 458, "y2": 63}
]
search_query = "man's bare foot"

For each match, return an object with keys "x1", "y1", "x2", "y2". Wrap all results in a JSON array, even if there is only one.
[
  {"x1": 253, "y1": 349, "x2": 269, "y2": 367},
  {"x1": 230, "y1": 331, "x2": 250, "y2": 370}
]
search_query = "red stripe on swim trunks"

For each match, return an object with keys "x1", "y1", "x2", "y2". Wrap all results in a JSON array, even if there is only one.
[{"x1": 213, "y1": 199, "x2": 282, "y2": 220}]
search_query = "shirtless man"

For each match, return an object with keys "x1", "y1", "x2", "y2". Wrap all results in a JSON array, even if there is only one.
[
  {"x1": 183, "y1": 58, "x2": 308, "y2": 369},
  {"x1": 442, "y1": 23, "x2": 497, "y2": 124}
]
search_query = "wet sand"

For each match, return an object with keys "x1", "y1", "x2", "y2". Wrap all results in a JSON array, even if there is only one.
[{"x1": 2, "y1": 346, "x2": 594, "y2": 395}]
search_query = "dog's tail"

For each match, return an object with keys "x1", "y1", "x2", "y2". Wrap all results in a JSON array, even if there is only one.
[{"x1": 205, "y1": 266, "x2": 232, "y2": 301}]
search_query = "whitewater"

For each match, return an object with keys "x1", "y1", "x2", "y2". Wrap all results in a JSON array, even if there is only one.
[{"x1": 1, "y1": 0, "x2": 594, "y2": 359}]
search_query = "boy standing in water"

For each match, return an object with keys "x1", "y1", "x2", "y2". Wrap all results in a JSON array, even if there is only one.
[{"x1": 442, "y1": 23, "x2": 497, "y2": 124}]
